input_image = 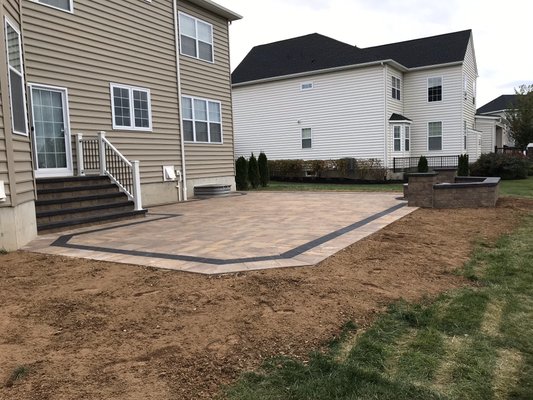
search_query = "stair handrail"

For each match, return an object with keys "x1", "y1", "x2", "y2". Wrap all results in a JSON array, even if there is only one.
[{"x1": 75, "y1": 132, "x2": 143, "y2": 211}]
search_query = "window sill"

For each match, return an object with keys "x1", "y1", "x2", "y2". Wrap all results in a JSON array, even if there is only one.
[{"x1": 184, "y1": 141, "x2": 224, "y2": 145}]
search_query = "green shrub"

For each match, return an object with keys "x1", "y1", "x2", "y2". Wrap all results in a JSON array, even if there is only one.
[
  {"x1": 248, "y1": 153, "x2": 260, "y2": 188},
  {"x1": 458, "y1": 154, "x2": 469, "y2": 176},
  {"x1": 470, "y1": 153, "x2": 529, "y2": 180},
  {"x1": 417, "y1": 156, "x2": 429, "y2": 173},
  {"x1": 235, "y1": 156, "x2": 249, "y2": 190},
  {"x1": 258, "y1": 152, "x2": 269, "y2": 187}
]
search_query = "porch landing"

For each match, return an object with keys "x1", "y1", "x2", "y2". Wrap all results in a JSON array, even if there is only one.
[{"x1": 23, "y1": 192, "x2": 415, "y2": 274}]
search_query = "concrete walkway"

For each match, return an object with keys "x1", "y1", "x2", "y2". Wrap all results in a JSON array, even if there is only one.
[{"x1": 24, "y1": 192, "x2": 416, "y2": 274}]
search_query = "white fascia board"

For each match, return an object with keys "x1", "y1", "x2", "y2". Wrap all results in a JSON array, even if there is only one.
[
  {"x1": 233, "y1": 60, "x2": 465, "y2": 88},
  {"x1": 188, "y1": 0, "x2": 242, "y2": 21},
  {"x1": 233, "y1": 59, "x2": 407, "y2": 88}
]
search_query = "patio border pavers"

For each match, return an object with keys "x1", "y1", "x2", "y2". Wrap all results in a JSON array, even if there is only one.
[{"x1": 48, "y1": 203, "x2": 407, "y2": 266}]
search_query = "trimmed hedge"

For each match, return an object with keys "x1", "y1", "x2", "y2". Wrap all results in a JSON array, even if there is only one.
[
  {"x1": 458, "y1": 154, "x2": 469, "y2": 176},
  {"x1": 235, "y1": 156, "x2": 249, "y2": 190},
  {"x1": 268, "y1": 158, "x2": 387, "y2": 182},
  {"x1": 470, "y1": 153, "x2": 529, "y2": 180},
  {"x1": 417, "y1": 156, "x2": 429, "y2": 173},
  {"x1": 248, "y1": 153, "x2": 260, "y2": 188},
  {"x1": 258, "y1": 152, "x2": 269, "y2": 187}
]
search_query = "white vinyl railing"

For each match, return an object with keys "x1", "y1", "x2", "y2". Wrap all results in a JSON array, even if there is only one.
[{"x1": 75, "y1": 131, "x2": 142, "y2": 211}]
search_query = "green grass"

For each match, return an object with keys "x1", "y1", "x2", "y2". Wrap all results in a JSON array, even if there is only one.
[
  {"x1": 500, "y1": 176, "x2": 533, "y2": 198},
  {"x1": 224, "y1": 214, "x2": 533, "y2": 400},
  {"x1": 255, "y1": 180, "x2": 404, "y2": 192}
]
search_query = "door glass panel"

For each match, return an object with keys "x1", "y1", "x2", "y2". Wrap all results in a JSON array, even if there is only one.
[{"x1": 32, "y1": 88, "x2": 68, "y2": 170}]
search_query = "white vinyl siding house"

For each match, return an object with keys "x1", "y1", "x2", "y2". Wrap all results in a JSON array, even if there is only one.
[
  {"x1": 233, "y1": 30, "x2": 479, "y2": 171},
  {"x1": 233, "y1": 66, "x2": 385, "y2": 161}
]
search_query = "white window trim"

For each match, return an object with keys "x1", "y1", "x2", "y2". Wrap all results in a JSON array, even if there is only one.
[
  {"x1": 300, "y1": 82, "x2": 314, "y2": 91},
  {"x1": 391, "y1": 76, "x2": 401, "y2": 100},
  {"x1": 30, "y1": 0, "x2": 74, "y2": 14},
  {"x1": 110, "y1": 83, "x2": 152, "y2": 132},
  {"x1": 427, "y1": 76, "x2": 443, "y2": 103},
  {"x1": 301, "y1": 127, "x2": 312, "y2": 149},
  {"x1": 4, "y1": 17, "x2": 28, "y2": 136},
  {"x1": 182, "y1": 95, "x2": 223, "y2": 144},
  {"x1": 405, "y1": 125, "x2": 410, "y2": 152},
  {"x1": 427, "y1": 121, "x2": 443, "y2": 151},
  {"x1": 178, "y1": 11, "x2": 214, "y2": 64}
]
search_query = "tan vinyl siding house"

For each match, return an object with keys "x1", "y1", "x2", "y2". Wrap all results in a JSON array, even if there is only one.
[
  {"x1": 0, "y1": 0, "x2": 37, "y2": 250},
  {"x1": 0, "y1": 0, "x2": 241, "y2": 250}
]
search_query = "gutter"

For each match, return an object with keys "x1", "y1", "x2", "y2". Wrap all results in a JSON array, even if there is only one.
[
  {"x1": 173, "y1": 0, "x2": 188, "y2": 201},
  {"x1": 382, "y1": 62, "x2": 388, "y2": 169}
]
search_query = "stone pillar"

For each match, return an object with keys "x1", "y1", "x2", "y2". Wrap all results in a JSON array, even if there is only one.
[
  {"x1": 434, "y1": 167, "x2": 457, "y2": 183},
  {"x1": 406, "y1": 172, "x2": 438, "y2": 208}
]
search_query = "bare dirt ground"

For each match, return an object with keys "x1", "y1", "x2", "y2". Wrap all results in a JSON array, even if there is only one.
[{"x1": 1, "y1": 198, "x2": 531, "y2": 400}]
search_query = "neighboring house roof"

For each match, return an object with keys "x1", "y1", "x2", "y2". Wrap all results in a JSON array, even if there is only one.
[
  {"x1": 476, "y1": 95, "x2": 518, "y2": 115},
  {"x1": 389, "y1": 113, "x2": 412, "y2": 122},
  {"x1": 189, "y1": 0, "x2": 242, "y2": 21},
  {"x1": 232, "y1": 30, "x2": 472, "y2": 85}
]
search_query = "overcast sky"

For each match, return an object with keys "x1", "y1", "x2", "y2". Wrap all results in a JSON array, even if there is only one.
[{"x1": 221, "y1": 0, "x2": 532, "y2": 107}]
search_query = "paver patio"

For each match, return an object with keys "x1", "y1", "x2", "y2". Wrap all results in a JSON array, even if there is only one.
[{"x1": 24, "y1": 192, "x2": 415, "y2": 274}]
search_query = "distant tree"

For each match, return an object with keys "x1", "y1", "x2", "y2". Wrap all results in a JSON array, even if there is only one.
[
  {"x1": 417, "y1": 156, "x2": 429, "y2": 173},
  {"x1": 248, "y1": 153, "x2": 260, "y2": 189},
  {"x1": 235, "y1": 156, "x2": 249, "y2": 190},
  {"x1": 458, "y1": 154, "x2": 469, "y2": 176},
  {"x1": 258, "y1": 152, "x2": 269, "y2": 187},
  {"x1": 505, "y1": 84, "x2": 533, "y2": 150}
]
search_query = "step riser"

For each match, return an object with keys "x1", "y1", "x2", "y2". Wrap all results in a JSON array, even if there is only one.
[
  {"x1": 37, "y1": 187, "x2": 120, "y2": 201},
  {"x1": 36, "y1": 177, "x2": 110, "y2": 191},
  {"x1": 36, "y1": 196, "x2": 128, "y2": 212},
  {"x1": 37, "y1": 203, "x2": 135, "y2": 224},
  {"x1": 38, "y1": 211, "x2": 146, "y2": 233}
]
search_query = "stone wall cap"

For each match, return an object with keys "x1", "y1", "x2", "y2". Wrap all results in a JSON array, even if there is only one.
[
  {"x1": 433, "y1": 167, "x2": 458, "y2": 171},
  {"x1": 406, "y1": 172, "x2": 438, "y2": 177},
  {"x1": 434, "y1": 176, "x2": 500, "y2": 189}
]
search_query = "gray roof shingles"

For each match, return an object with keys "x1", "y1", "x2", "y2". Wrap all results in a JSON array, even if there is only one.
[
  {"x1": 232, "y1": 30, "x2": 472, "y2": 85},
  {"x1": 476, "y1": 95, "x2": 518, "y2": 114}
]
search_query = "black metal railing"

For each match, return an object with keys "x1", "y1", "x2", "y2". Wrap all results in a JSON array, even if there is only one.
[
  {"x1": 393, "y1": 155, "x2": 460, "y2": 172},
  {"x1": 494, "y1": 146, "x2": 523, "y2": 155},
  {"x1": 81, "y1": 138, "x2": 100, "y2": 171}
]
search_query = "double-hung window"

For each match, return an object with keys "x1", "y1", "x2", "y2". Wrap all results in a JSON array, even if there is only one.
[
  {"x1": 393, "y1": 126, "x2": 401, "y2": 151},
  {"x1": 33, "y1": 0, "x2": 73, "y2": 13},
  {"x1": 182, "y1": 96, "x2": 222, "y2": 143},
  {"x1": 301, "y1": 128, "x2": 312, "y2": 149},
  {"x1": 110, "y1": 84, "x2": 152, "y2": 131},
  {"x1": 405, "y1": 126, "x2": 410, "y2": 151},
  {"x1": 428, "y1": 77, "x2": 442, "y2": 102},
  {"x1": 5, "y1": 18, "x2": 28, "y2": 135},
  {"x1": 428, "y1": 121, "x2": 443, "y2": 151},
  {"x1": 179, "y1": 12, "x2": 213, "y2": 62},
  {"x1": 392, "y1": 76, "x2": 401, "y2": 100}
]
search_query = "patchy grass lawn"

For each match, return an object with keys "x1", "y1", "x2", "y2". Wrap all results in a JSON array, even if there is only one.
[
  {"x1": 500, "y1": 176, "x2": 533, "y2": 198},
  {"x1": 225, "y1": 214, "x2": 533, "y2": 400},
  {"x1": 256, "y1": 180, "x2": 403, "y2": 192}
]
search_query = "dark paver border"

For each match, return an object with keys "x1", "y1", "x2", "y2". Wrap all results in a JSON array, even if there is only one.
[{"x1": 50, "y1": 203, "x2": 407, "y2": 266}]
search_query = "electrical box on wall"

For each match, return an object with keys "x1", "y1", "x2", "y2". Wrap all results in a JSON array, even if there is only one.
[
  {"x1": 0, "y1": 181, "x2": 6, "y2": 202},
  {"x1": 162, "y1": 166, "x2": 177, "y2": 182}
]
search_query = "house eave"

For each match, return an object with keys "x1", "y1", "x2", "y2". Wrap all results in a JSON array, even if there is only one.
[
  {"x1": 233, "y1": 59, "x2": 407, "y2": 88},
  {"x1": 232, "y1": 60, "x2": 464, "y2": 88},
  {"x1": 188, "y1": 0, "x2": 242, "y2": 21}
]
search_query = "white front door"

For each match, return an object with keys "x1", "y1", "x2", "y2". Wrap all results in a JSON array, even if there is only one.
[{"x1": 31, "y1": 85, "x2": 73, "y2": 178}]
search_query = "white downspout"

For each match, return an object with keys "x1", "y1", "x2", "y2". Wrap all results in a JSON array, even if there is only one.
[
  {"x1": 173, "y1": 0, "x2": 188, "y2": 201},
  {"x1": 382, "y1": 62, "x2": 389, "y2": 170}
]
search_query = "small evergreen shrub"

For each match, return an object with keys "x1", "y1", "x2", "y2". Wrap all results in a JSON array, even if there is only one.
[
  {"x1": 258, "y1": 152, "x2": 269, "y2": 187},
  {"x1": 248, "y1": 153, "x2": 260, "y2": 188},
  {"x1": 470, "y1": 153, "x2": 529, "y2": 180},
  {"x1": 417, "y1": 156, "x2": 429, "y2": 173},
  {"x1": 458, "y1": 154, "x2": 469, "y2": 176},
  {"x1": 235, "y1": 156, "x2": 249, "y2": 190}
]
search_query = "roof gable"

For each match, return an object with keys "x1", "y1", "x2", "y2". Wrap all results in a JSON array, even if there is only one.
[{"x1": 232, "y1": 30, "x2": 472, "y2": 85}]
